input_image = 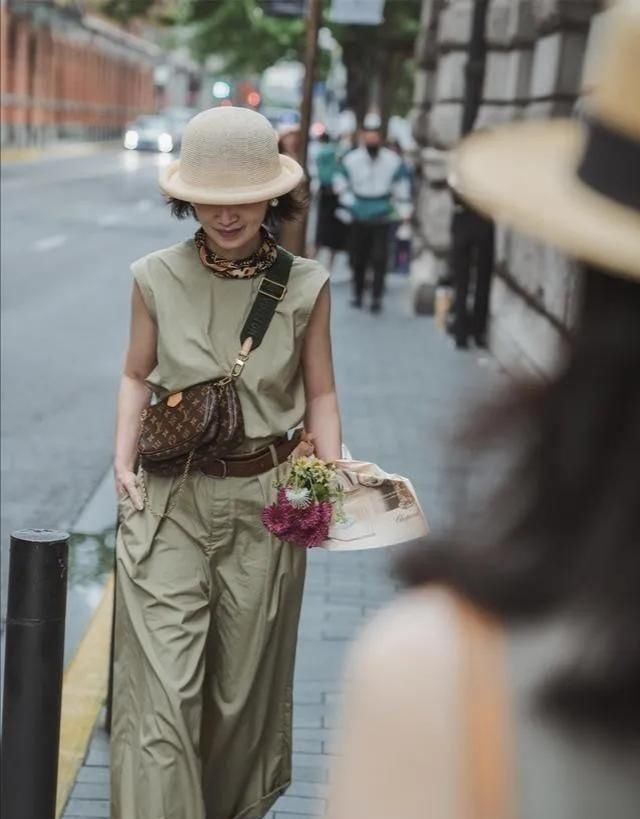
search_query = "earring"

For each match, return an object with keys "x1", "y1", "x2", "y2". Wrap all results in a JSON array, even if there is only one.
[{"x1": 270, "y1": 198, "x2": 279, "y2": 207}]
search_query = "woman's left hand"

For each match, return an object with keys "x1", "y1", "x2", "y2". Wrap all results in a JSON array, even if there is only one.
[{"x1": 290, "y1": 431, "x2": 316, "y2": 460}]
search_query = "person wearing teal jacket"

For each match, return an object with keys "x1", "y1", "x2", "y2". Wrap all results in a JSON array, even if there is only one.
[{"x1": 334, "y1": 118, "x2": 412, "y2": 312}]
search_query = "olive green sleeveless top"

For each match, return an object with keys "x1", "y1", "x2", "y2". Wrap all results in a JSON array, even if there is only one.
[{"x1": 131, "y1": 239, "x2": 329, "y2": 442}]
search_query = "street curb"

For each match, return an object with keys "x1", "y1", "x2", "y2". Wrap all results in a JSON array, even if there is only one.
[{"x1": 56, "y1": 573, "x2": 114, "y2": 818}]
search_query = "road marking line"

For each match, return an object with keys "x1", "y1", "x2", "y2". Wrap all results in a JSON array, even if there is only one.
[
  {"x1": 34, "y1": 234, "x2": 67, "y2": 251},
  {"x1": 56, "y1": 573, "x2": 114, "y2": 817}
]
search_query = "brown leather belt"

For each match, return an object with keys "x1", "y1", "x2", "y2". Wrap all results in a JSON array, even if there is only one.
[{"x1": 198, "y1": 430, "x2": 301, "y2": 479}]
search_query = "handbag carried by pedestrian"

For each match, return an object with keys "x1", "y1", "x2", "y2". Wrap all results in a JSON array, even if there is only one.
[{"x1": 137, "y1": 247, "x2": 293, "y2": 479}]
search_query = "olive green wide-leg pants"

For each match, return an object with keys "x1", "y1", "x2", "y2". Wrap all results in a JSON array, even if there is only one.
[{"x1": 110, "y1": 462, "x2": 306, "y2": 819}]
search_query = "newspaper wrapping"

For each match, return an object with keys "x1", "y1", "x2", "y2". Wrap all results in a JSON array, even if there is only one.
[{"x1": 322, "y1": 458, "x2": 429, "y2": 551}]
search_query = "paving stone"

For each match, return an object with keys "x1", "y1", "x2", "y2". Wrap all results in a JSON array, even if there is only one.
[
  {"x1": 76, "y1": 767, "x2": 110, "y2": 784},
  {"x1": 292, "y1": 704, "x2": 326, "y2": 728},
  {"x1": 293, "y1": 737, "x2": 323, "y2": 754},
  {"x1": 64, "y1": 799, "x2": 109, "y2": 818},
  {"x1": 70, "y1": 782, "x2": 110, "y2": 801},
  {"x1": 293, "y1": 689, "x2": 323, "y2": 705},
  {"x1": 273, "y1": 795, "x2": 325, "y2": 814},
  {"x1": 292, "y1": 765, "x2": 328, "y2": 784},
  {"x1": 293, "y1": 727, "x2": 336, "y2": 744},
  {"x1": 84, "y1": 749, "x2": 109, "y2": 767},
  {"x1": 292, "y1": 751, "x2": 332, "y2": 770},
  {"x1": 286, "y1": 781, "x2": 330, "y2": 799},
  {"x1": 322, "y1": 741, "x2": 341, "y2": 756},
  {"x1": 274, "y1": 813, "x2": 316, "y2": 819}
]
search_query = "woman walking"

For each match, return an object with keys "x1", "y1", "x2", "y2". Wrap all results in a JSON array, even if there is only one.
[
  {"x1": 111, "y1": 106, "x2": 341, "y2": 819},
  {"x1": 314, "y1": 133, "x2": 348, "y2": 270},
  {"x1": 328, "y1": 3, "x2": 640, "y2": 818}
]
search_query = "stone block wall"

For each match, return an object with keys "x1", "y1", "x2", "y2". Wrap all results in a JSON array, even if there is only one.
[{"x1": 410, "y1": 0, "x2": 605, "y2": 375}]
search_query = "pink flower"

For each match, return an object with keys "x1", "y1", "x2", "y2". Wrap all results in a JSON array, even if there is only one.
[{"x1": 262, "y1": 489, "x2": 332, "y2": 548}]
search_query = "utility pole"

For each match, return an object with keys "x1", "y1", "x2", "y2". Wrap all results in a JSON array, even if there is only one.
[
  {"x1": 299, "y1": 0, "x2": 323, "y2": 175},
  {"x1": 266, "y1": 0, "x2": 322, "y2": 256},
  {"x1": 280, "y1": 0, "x2": 322, "y2": 256}
]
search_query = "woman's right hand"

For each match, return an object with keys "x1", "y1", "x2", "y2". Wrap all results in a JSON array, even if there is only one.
[{"x1": 114, "y1": 466, "x2": 144, "y2": 511}]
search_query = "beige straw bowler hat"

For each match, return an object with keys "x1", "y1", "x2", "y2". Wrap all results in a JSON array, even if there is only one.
[
  {"x1": 449, "y1": 0, "x2": 640, "y2": 282},
  {"x1": 159, "y1": 106, "x2": 304, "y2": 206}
]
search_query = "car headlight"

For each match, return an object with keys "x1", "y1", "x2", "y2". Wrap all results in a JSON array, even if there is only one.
[
  {"x1": 124, "y1": 130, "x2": 139, "y2": 150},
  {"x1": 157, "y1": 133, "x2": 174, "y2": 153}
]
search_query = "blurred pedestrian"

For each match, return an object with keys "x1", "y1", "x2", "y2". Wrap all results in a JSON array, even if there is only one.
[
  {"x1": 276, "y1": 122, "x2": 306, "y2": 254},
  {"x1": 335, "y1": 113, "x2": 412, "y2": 312},
  {"x1": 387, "y1": 139, "x2": 415, "y2": 275},
  {"x1": 449, "y1": 191, "x2": 495, "y2": 348},
  {"x1": 315, "y1": 132, "x2": 348, "y2": 271},
  {"x1": 327, "y1": 4, "x2": 640, "y2": 818},
  {"x1": 277, "y1": 121, "x2": 301, "y2": 162},
  {"x1": 111, "y1": 107, "x2": 342, "y2": 819}
]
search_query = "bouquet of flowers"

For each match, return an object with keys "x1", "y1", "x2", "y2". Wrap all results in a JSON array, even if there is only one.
[{"x1": 261, "y1": 456, "x2": 345, "y2": 548}]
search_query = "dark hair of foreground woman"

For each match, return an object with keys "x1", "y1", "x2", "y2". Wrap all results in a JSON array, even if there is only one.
[
  {"x1": 167, "y1": 189, "x2": 307, "y2": 225},
  {"x1": 398, "y1": 264, "x2": 640, "y2": 742}
]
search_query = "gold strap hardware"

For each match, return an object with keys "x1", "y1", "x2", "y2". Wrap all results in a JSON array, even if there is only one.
[
  {"x1": 230, "y1": 339, "x2": 253, "y2": 379},
  {"x1": 258, "y1": 276, "x2": 287, "y2": 301},
  {"x1": 231, "y1": 351, "x2": 250, "y2": 379}
]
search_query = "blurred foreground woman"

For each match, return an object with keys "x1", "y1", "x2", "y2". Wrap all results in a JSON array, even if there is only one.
[{"x1": 327, "y1": 3, "x2": 640, "y2": 818}]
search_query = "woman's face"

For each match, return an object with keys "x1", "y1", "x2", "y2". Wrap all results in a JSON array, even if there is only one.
[{"x1": 192, "y1": 201, "x2": 269, "y2": 256}]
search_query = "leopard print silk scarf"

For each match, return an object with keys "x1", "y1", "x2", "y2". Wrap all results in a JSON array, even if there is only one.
[{"x1": 194, "y1": 227, "x2": 278, "y2": 279}]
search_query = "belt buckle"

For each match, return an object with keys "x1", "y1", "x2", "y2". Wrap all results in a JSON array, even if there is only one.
[{"x1": 211, "y1": 459, "x2": 228, "y2": 479}]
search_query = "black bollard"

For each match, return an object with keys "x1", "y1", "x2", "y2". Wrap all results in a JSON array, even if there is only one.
[{"x1": 1, "y1": 529, "x2": 69, "y2": 819}]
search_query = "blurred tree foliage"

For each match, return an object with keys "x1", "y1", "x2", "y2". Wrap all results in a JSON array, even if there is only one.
[
  {"x1": 96, "y1": 0, "x2": 156, "y2": 25},
  {"x1": 97, "y1": 0, "x2": 421, "y2": 126},
  {"x1": 187, "y1": 1, "x2": 306, "y2": 73},
  {"x1": 331, "y1": 0, "x2": 421, "y2": 126},
  {"x1": 93, "y1": 0, "x2": 178, "y2": 25}
]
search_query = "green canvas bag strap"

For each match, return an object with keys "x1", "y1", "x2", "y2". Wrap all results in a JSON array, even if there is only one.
[{"x1": 240, "y1": 246, "x2": 294, "y2": 351}]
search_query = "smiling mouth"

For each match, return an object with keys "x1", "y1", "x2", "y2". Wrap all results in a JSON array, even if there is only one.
[{"x1": 215, "y1": 226, "x2": 243, "y2": 237}]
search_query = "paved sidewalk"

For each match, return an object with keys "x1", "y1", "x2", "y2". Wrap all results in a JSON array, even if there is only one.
[{"x1": 62, "y1": 272, "x2": 498, "y2": 819}]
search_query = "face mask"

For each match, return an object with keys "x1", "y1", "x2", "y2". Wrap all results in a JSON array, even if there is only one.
[{"x1": 366, "y1": 145, "x2": 380, "y2": 159}]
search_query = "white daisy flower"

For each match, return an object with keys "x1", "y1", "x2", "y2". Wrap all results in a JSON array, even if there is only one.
[{"x1": 286, "y1": 487, "x2": 311, "y2": 508}]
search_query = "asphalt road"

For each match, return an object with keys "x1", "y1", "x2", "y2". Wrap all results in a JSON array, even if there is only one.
[{"x1": 1, "y1": 148, "x2": 187, "y2": 612}]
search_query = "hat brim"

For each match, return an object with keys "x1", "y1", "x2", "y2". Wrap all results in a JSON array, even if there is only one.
[
  {"x1": 450, "y1": 119, "x2": 640, "y2": 282},
  {"x1": 158, "y1": 153, "x2": 305, "y2": 205}
]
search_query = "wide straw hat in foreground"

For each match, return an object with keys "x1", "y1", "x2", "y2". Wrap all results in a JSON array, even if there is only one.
[
  {"x1": 449, "y1": 0, "x2": 640, "y2": 281},
  {"x1": 159, "y1": 107, "x2": 304, "y2": 206}
]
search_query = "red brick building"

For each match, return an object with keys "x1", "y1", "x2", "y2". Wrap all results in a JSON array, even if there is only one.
[{"x1": 0, "y1": 0, "x2": 158, "y2": 146}]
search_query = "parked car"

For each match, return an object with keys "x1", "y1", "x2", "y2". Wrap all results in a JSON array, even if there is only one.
[
  {"x1": 162, "y1": 106, "x2": 200, "y2": 147},
  {"x1": 123, "y1": 115, "x2": 177, "y2": 154}
]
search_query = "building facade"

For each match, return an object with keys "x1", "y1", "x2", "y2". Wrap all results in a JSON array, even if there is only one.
[
  {"x1": 410, "y1": 0, "x2": 606, "y2": 375},
  {"x1": 0, "y1": 0, "x2": 158, "y2": 146}
]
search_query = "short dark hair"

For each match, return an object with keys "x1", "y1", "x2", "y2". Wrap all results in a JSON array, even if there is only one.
[{"x1": 166, "y1": 187, "x2": 307, "y2": 225}]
